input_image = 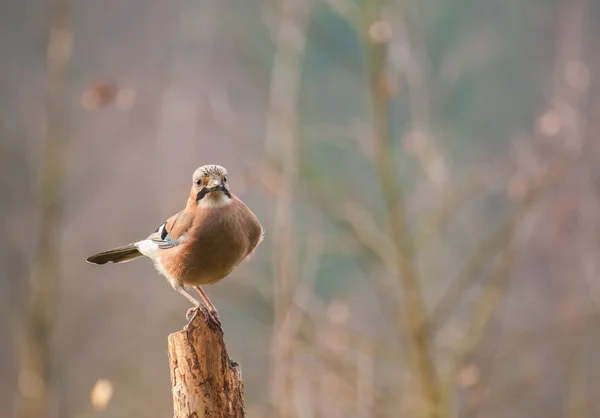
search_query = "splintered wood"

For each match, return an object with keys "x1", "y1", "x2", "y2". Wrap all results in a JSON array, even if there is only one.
[{"x1": 168, "y1": 311, "x2": 245, "y2": 417}]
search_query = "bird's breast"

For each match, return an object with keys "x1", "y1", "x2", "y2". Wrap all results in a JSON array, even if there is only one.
[{"x1": 165, "y1": 202, "x2": 258, "y2": 286}]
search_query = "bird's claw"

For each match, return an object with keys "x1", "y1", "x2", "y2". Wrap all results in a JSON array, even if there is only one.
[
  {"x1": 204, "y1": 307, "x2": 222, "y2": 329},
  {"x1": 185, "y1": 306, "x2": 222, "y2": 330},
  {"x1": 186, "y1": 306, "x2": 200, "y2": 322}
]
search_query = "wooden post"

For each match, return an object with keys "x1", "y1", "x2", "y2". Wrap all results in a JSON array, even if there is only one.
[{"x1": 168, "y1": 309, "x2": 245, "y2": 417}]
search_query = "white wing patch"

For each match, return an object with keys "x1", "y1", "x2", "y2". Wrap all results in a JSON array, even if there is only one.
[
  {"x1": 135, "y1": 238, "x2": 178, "y2": 284},
  {"x1": 135, "y1": 239, "x2": 161, "y2": 260}
]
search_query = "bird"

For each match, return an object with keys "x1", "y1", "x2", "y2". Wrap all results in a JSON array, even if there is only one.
[{"x1": 86, "y1": 164, "x2": 264, "y2": 327}]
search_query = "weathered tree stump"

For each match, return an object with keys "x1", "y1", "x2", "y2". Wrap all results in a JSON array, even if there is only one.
[{"x1": 168, "y1": 309, "x2": 245, "y2": 417}]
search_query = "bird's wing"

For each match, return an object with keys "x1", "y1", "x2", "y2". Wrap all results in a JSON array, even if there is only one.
[
  {"x1": 146, "y1": 209, "x2": 195, "y2": 250},
  {"x1": 151, "y1": 234, "x2": 188, "y2": 249},
  {"x1": 164, "y1": 209, "x2": 194, "y2": 239}
]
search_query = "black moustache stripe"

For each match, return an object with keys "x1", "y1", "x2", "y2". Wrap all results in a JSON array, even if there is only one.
[
  {"x1": 196, "y1": 185, "x2": 231, "y2": 202},
  {"x1": 196, "y1": 188, "x2": 210, "y2": 202},
  {"x1": 220, "y1": 185, "x2": 232, "y2": 198}
]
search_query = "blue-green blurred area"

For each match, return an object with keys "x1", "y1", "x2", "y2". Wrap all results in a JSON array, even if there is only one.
[{"x1": 2, "y1": 0, "x2": 600, "y2": 417}]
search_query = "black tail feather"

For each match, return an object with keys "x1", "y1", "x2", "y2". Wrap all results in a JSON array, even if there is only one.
[{"x1": 86, "y1": 244, "x2": 142, "y2": 265}]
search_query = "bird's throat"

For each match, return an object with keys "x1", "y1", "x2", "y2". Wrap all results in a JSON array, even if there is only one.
[{"x1": 197, "y1": 190, "x2": 233, "y2": 208}]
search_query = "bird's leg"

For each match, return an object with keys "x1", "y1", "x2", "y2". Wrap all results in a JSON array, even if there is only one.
[
  {"x1": 194, "y1": 286, "x2": 217, "y2": 312},
  {"x1": 171, "y1": 282, "x2": 204, "y2": 323},
  {"x1": 171, "y1": 282, "x2": 202, "y2": 306},
  {"x1": 194, "y1": 286, "x2": 221, "y2": 327}
]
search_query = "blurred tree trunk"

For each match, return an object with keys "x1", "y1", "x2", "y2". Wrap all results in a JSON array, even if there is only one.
[
  {"x1": 168, "y1": 312, "x2": 245, "y2": 418},
  {"x1": 362, "y1": 2, "x2": 444, "y2": 416},
  {"x1": 265, "y1": 0, "x2": 312, "y2": 416},
  {"x1": 15, "y1": 0, "x2": 72, "y2": 417}
]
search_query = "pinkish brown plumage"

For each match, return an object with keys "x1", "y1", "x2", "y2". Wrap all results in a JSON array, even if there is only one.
[
  {"x1": 160, "y1": 196, "x2": 263, "y2": 286},
  {"x1": 86, "y1": 164, "x2": 264, "y2": 326}
]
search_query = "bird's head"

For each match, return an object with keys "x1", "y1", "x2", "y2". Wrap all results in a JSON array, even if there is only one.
[{"x1": 191, "y1": 164, "x2": 232, "y2": 208}]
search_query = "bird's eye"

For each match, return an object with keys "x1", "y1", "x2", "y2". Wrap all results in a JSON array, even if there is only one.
[
  {"x1": 195, "y1": 179, "x2": 201, "y2": 186},
  {"x1": 223, "y1": 175, "x2": 228, "y2": 182}
]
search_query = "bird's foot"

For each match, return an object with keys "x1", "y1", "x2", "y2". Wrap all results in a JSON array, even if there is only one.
[
  {"x1": 204, "y1": 307, "x2": 222, "y2": 330},
  {"x1": 185, "y1": 306, "x2": 222, "y2": 330},
  {"x1": 186, "y1": 306, "x2": 200, "y2": 322}
]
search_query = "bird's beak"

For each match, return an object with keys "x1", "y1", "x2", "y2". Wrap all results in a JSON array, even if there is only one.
[
  {"x1": 196, "y1": 178, "x2": 227, "y2": 202},
  {"x1": 206, "y1": 179, "x2": 223, "y2": 191}
]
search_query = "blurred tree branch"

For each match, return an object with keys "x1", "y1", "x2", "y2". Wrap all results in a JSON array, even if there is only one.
[
  {"x1": 441, "y1": 219, "x2": 516, "y2": 412},
  {"x1": 15, "y1": 0, "x2": 73, "y2": 417},
  {"x1": 361, "y1": 2, "x2": 444, "y2": 416},
  {"x1": 427, "y1": 212, "x2": 516, "y2": 335},
  {"x1": 265, "y1": 0, "x2": 313, "y2": 416},
  {"x1": 415, "y1": 174, "x2": 498, "y2": 249}
]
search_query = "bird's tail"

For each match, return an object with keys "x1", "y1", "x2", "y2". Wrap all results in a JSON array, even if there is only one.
[{"x1": 86, "y1": 243, "x2": 142, "y2": 265}]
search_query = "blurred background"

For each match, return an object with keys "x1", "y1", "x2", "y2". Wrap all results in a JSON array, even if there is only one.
[{"x1": 1, "y1": 0, "x2": 600, "y2": 417}]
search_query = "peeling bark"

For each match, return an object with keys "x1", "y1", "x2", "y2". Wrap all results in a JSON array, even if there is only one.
[{"x1": 168, "y1": 310, "x2": 244, "y2": 418}]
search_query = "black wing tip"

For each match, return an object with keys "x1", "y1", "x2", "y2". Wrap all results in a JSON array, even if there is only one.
[
  {"x1": 86, "y1": 255, "x2": 109, "y2": 265},
  {"x1": 86, "y1": 258, "x2": 100, "y2": 265}
]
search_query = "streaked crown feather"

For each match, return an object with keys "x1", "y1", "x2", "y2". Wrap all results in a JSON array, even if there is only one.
[{"x1": 193, "y1": 164, "x2": 228, "y2": 181}]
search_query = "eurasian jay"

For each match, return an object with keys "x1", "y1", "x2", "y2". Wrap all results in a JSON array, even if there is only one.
[{"x1": 86, "y1": 164, "x2": 264, "y2": 326}]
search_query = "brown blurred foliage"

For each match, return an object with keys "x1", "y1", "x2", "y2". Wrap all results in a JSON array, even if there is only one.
[{"x1": 1, "y1": 0, "x2": 600, "y2": 417}]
